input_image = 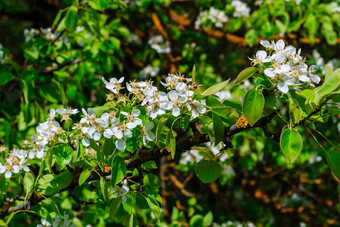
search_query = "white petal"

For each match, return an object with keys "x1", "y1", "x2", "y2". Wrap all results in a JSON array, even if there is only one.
[
  {"x1": 118, "y1": 77, "x2": 124, "y2": 83},
  {"x1": 310, "y1": 74, "x2": 320, "y2": 84},
  {"x1": 276, "y1": 39, "x2": 285, "y2": 50},
  {"x1": 5, "y1": 171, "x2": 12, "y2": 178},
  {"x1": 172, "y1": 107, "x2": 180, "y2": 117},
  {"x1": 94, "y1": 132, "x2": 101, "y2": 141},
  {"x1": 132, "y1": 109, "x2": 141, "y2": 117},
  {"x1": 113, "y1": 128, "x2": 123, "y2": 139},
  {"x1": 134, "y1": 118, "x2": 143, "y2": 125},
  {"x1": 197, "y1": 105, "x2": 206, "y2": 114},
  {"x1": 264, "y1": 68, "x2": 275, "y2": 78},
  {"x1": 82, "y1": 138, "x2": 90, "y2": 147},
  {"x1": 192, "y1": 109, "x2": 199, "y2": 118},
  {"x1": 145, "y1": 121, "x2": 154, "y2": 130},
  {"x1": 168, "y1": 90, "x2": 178, "y2": 101},
  {"x1": 298, "y1": 75, "x2": 310, "y2": 82},
  {"x1": 124, "y1": 130, "x2": 132, "y2": 138},
  {"x1": 23, "y1": 165, "x2": 30, "y2": 172},
  {"x1": 12, "y1": 165, "x2": 20, "y2": 173},
  {"x1": 29, "y1": 150, "x2": 35, "y2": 159},
  {"x1": 260, "y1": 40, "x2": 271, "y2": 48},
  {"x1": 120, "y1": 111, "x2": 128, "y2": 116},
  {"x1": 256, "y1": 50, "x2": 267, "y2": 60},
  {"x1": 126, "y1": 122, "x2": 137, "y2": 129},
  {"x1": 278, "y1": 82, "x2": 289, "y2": 93},
  {"x1": 37, "y1": 150, "x2": 44, "y2": 159},
  {"x1": 147, "y1": 131, "x2": 156, "y2": 141},
  {"x1": 104, "y1": 129, "x2": 114, "y2": 138},
  {"x1": 0, "y1": 165, "x2": 5, "y2": 173},
  {"x1": 116, "y1": 139, "x2": 126, "y2": 151}
]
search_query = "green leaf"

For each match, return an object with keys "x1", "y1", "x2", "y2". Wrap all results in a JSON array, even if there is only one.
[
  {"x1": 233, "y1": 67, "x2": 258, "y2": 86},
  {"x1": 192, "y1": 64, "x2": 196, "y2": 83},
  {"x1": 280, "y1": 129, "x2": 303, "y2": 163},
  {"x1": 103, "y1": 138, "x2": 115, "y2": 157},
  {"x1": 156, "y1": 117, "x2": 167, "y2": 146},
  {"x1": 289, "y1": 98, "x2": 302, "y2": 124},
  {"x1": 195, "y1": 160, "x2": 221, "y2": 183},
  {"x1": 79, "y1": 169, "x2": 90, "y2": 186},
  {"x1": 111, "y1": 155, "x2": 126, "y2": 186},
  {"x1": 245, "y1": 29, "x2": 258, "y2": 47},
  {"x1": 296, "y1": 89, "x2": 315, "y2": 101},
  {"x1": 201, "y1": 79, "x2": 230, "y2": 96},
  {"x1": 24, "y1": 172, "x2": 34, "y2": 194},
  {"x1": 326, "y1": 151, "x2": 340, "y2": 180},
  {"x1": 203, "y1": 212, "x2": 213, "y2": 226},
  {"x1": 313, "y1": 68, "x2": 340, "y2": 104},
  {"x1": 65, "y1": 6, "x2": 78, "y2": 30},
  {"x1": 212, "y1": 113, "x2": 224, "y2": 145},
  {"x1": 55, "y1": 146, "x2": 73, "y2": 170},
  {"x1": 0, "y1": 72, "x2": 15, "y2": 85},
  {"x1": 100, "y1": 177, "x2": 108, "y2": 202},
  {"x1": 109, "y1": 197, "x2": 122, "y2": 218},
  {"x1": 243, "y1": 88, "x2": 264, "y2": 126},
  {"x1": 50, "y1": 171, "x2": 73, "y2": 189},
  {"x1": 180, "y1": 116, "x2": 190, "y2": 131},
  {"x1": 166, "y1": 129, "x2": 176, "y2": 159},
  {"x1": 141, "y1": 160, "x2": 158, "y2": 170},
  {"x1": 190, "y1": 214, "x2": 203, "y2": 227}
]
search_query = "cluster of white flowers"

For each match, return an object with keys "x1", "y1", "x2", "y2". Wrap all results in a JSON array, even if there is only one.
[
  {"x1": 112, "y1": 179, "x2": 130, "y2": 202},
  {"x1": 0, "y1": 149, "x2": 30, "y2": 178},
  {"x1": 37, "y1": 214, "x2": 75, "y2": 227},
  {"x1": 0, "y1": 109, "x2": 78, "y2": 178},
  {"x1": 148, "y1": 35, "x2": 171, "y2": 54},
  {"x1": 139, "y1": 65, "x2": 160, "y2": 79},
  {"x1": 195, "y1": 7, "x2": 229, "y2": 30},
  {"x1": 250, "y1": 39, "x2": 321, "y2": 93},
  {"x1": 125, "y1": 74, "x2": 206, "y2": 119},
  {"x1": 24, "y1": 28, "x2": 68, "y2": 42},
  {"x1": 231, "y1": 0, "x2": 250, "y2": 17}
]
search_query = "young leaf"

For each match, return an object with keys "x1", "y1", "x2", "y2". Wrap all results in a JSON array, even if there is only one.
[
  {"x1": 201, "y1": 79, "x2": 230, "y2": 96},
  {"x1": 156, "y1": 117, "x2": 167, "y2": 146},
  {"x1": 195, "y1": 160, "x2": 221, "y2": 183},
  {"x1": 280, "y1": 129, "x2": 303, "y2": 163},
  {"x1": 313, "y1": 68, "x2": 340, "y2": 104},
  {"x1": 180, "y1": 116, "x2": 190, "y2": 131},
  {"x1": 289, "y1": 98, "x2": 302, "y2": 124},
  {"x1": 79, "y1": 169, "x2": 91, "y2": 186},
  {"x1": 243, "y1": 88, "x2": 264, "y2": 126},
  {"x1": 65, "y1": 6, "x2": 78, "y2": 30},
  {"x1": 55, "y1": 146, "x2": 73, "y2": 170},
  {"x1": 109, "y1": 197, "x2": 122, "y2": 218},
  {"x1": 192, "y1": 64, "x2": 196, "y2": 83},
  {"x1": 212, "y1": 113, "x2": 224, "y2": 145},
  {"x1": 326, "y1": 151, "x2": 340, "y2": 180},
  {"x1": 111, "y1": 155, "x2": 126, "y2": 186},
  {"x1": 166, "y1": 129, "x2": 176, "y2": 159},
  {"x1": 103, "y1": 138, "x2": 115, "y2": 157},
  {"x1": 233, "y1": 67, "x2": 258, "y2": 86},
  {"x1": 24, "y1": 172, "x2": 34, "y2": 194}
]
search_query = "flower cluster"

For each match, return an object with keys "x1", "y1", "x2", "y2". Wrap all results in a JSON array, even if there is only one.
[
  {"x1": 195, "y1": 7, "x2": 229, "y2": 30},
  {"x1": 139, "y1": 65, "x2": 160, "y2": 79},
  {"x1": 24, "y1": 28, "x2": 68, "y2": 42},
  {"x1": 0, "y1": 73, "x2": 206, "y2": 178},
  {"x1": 231, "y1": 0, "x2": 250, "y2": 18},
  {"x1": 125, "y1": 73, "x2": 206, "y2": 119},
  {"x1": 0, "y1": 109, "x2": 77, "y2": 178},
  {"x1": 250, "y1": 39, "x2": 321, "y2": 93},
  {"x1": 148, "y1": 35, "x2": 170, "y2": 54}
]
